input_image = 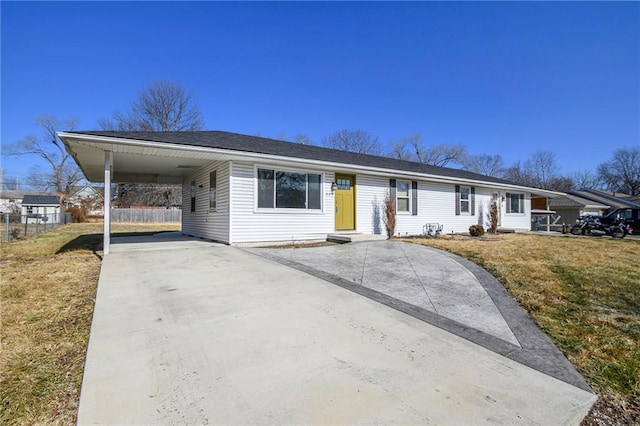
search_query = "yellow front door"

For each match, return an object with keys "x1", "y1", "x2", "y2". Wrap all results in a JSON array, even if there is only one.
[{"x1": 335, "y1": 174, "x2": 355, "y2": 230}]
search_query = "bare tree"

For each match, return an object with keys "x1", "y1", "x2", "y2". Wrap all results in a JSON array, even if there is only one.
[
  {"x1": 294, "y1": 133, "x2": 314, "y2": 145},
  {"x1": 3, "y1": 115, "x2": 83, "y2": 203},
  {"x1": 388, "y1": 134, "x2": 466, "y2": 167},
  {"x1": 523, "y1": 151, "x2": 561, "y2": 190},
  {"x1": 99, "y1": 79, "x2": 204, "y2": 131},
  {"x1": 571, "y1": 170, "x2": 600, "y2": 190},
  {"x1": 323, "y1": 129, "x2": 382, "y2": 155},
  {"x1": 461, "y1": 154, "x2": 506, "y2": 177},
  {"x1": 100, "y1": 79, "x2": 204, "y2": 206},
  {"x1": 597, "y1": 147, "x2": 640, "y2": 195},
  {"x1": 388, "y1": 134, "x2": 421, "y2": 161},
  {"x1": 419, "y1": 144, "x2": 467, "y2": 167},
  {"x1": 503, "y1": 161, "x2": 530, "y2": 186}
]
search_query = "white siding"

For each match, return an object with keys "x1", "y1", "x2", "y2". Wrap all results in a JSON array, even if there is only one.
[
  {"x1": 182, "y1": 160, "x2": 230, "y2": 243},
  {"x1": 500, "y1": 192, "x2": 532, "y2": 230},
  {"x1": 355, "y1": 175, "x2": 388, "y2": 235},
  {"x1": 229, "y1": 162, "x2": 335, "y2": 243},
  {"x1": 355, "y1": 175, "x2": 528, "y2": 236}
]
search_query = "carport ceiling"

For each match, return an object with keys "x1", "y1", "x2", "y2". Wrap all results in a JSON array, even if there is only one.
[{"x1": 62, "y1": 136, "x2": 230, "y2": 183}]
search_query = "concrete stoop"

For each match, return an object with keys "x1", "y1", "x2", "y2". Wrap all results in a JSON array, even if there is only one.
[{"x1": 327, "y1": 233, "x2": 388, "y2": 243}]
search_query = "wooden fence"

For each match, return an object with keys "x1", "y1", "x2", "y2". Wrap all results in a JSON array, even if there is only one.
[{"x1": 110, "y1": 208, "x2": 181, "y2": 223}]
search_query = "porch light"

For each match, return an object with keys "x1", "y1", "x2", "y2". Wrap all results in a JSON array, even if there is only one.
[{"x1": 331, "y1": 182, "x2": 337, "y2": 192}]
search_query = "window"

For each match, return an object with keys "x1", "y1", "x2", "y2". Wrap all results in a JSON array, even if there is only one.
[
  {"x1": 209, "y1": 171, "x2": 217, "y2": 211},
  {"x1": 506, "y1": 193, "x2": 524, "y2": 214},
  {"x1": 26, "y1": 206, "x2": 33, "y2": 214},
  {"x1": 190, "y1": 180, "x2": 196, "y2": 212},
  {"x1": 459, "y1": 186, "x2": 470, "y2": 214},
  {"x1": 396, "y1": 181, "x2": 410, "y2": 212},
  {"x1": 257, "y1": 168, "x2": 322, "y2": 210}
]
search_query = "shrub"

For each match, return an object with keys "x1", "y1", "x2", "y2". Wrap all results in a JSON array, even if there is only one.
[
  {"x1": 469, "y1": 224, "x2": 485, "y2": 237},
  {"x1": 382, "y1": 194, "x2": 396, "y2": 239},
  {"x1": 66, "y1": 207, "x2": 87, "y2": 223},
  {"x1": 488, "y1": 201, "x2": 498, "y2": 232}
]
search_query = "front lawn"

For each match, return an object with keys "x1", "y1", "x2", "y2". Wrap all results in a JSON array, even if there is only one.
[
  {"x1": 404, "y1": 233, "x2": 639, "y2": 425},
  {"x1": 0, "y1": 223, "x2": 179, "y2": 425}
]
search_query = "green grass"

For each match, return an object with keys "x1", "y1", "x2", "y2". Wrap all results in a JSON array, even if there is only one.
[
  {"x1": 405, "y1": 233, "x2": 640, "y2": 424},
  {"x1": 0, "y1": 222, "x2": 179, "y2": 425}
]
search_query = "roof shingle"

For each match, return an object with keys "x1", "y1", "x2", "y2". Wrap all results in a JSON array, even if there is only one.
[{"x1": 72, "y1": 130, "x2": 521, "y2": 187}]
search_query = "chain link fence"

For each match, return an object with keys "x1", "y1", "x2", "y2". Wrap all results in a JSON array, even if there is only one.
[{"x1": 2, "y1": 212, "x2": 72, "y2": 242}]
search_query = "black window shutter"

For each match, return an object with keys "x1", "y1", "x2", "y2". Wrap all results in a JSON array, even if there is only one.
[
  {"x1": 470, "y1": 187, "x2": 476, "y2": 216},
  {"x1": 411, "y1": 181, "x2": 418, "y2": 216},
  {"x1": 455, "y1": 185, "x2": 460, "y2": 215},
  {"x1": 389, "y1": 179, "x2": 396, "y2": 209}
]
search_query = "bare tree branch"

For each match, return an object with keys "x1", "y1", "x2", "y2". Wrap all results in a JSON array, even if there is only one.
[
  {"x1": 3, "y1": 116, "x2": 83, "y2": 202},
  {"x1": 597, "y1": 147, "x2": 640, "y2": 195},
  {"x1": 322, "y1": 129, "x2": 382, "y2": 155},
  {"x1": 461, "y1": 154, "x2": 506, "y2": 177}
]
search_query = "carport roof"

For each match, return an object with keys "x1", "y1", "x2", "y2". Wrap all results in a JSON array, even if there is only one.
[{"x1": 58, "y1": 130, "x2": 560, "y2": 195}]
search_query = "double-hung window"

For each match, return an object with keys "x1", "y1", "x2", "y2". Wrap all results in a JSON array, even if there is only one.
[
  {"x1": 459, "y1": 186, "x2": 471, "y2": 214},
  {"x1": 209, "y1": 171, "x2": 217, "y2": 211},
  {"x1": 257, "y1": 168, "x2": 322, "y2": 210},
  {"x1": 506, "y1": 193, "x2": 524, "y2": 214},
  {"x1": 396, "y1": 181, "x2": 410, "y2": 213}
]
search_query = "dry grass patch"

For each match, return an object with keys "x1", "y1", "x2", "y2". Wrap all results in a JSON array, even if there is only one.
[
  {"x1": 1, "y1": 222, "x2": 179, "y2": 425},
  {"x1": 404, "y1": 233, "x2": 640, "y2": 424}
]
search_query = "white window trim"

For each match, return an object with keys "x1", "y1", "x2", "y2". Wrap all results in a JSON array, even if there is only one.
[
  {"x1": 459, "y1": 185, "x2": 471, "y2": 215},
  {"x1": 253, "y1": 165, "x2": 325, "y2": 214},
  {"x1": 506, "y1": 192, "x2": 525, "y2": 215},
  {"x1": 396, "y1": 180, "x2": 411, "y2": 214}
]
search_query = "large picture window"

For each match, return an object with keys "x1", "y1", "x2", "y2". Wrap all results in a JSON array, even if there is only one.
[
  {"x1": 396, "y1": 181, "x2": 410, "y2": 212},
  {"x1": 506, "y1": 193, "x2": 524, "y2": 214},
  {"x1": 257, "y1": 168, "x2": 322, "y2": 210}
]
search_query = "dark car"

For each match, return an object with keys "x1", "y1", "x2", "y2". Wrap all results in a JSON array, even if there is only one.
[{"x1": 601, "y1": 208, "x2": 640, "y2": 235}]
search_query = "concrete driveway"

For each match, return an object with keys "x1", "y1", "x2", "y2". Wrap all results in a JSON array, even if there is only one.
[{"x1": 78, "y1": 233, "x2": 596, "y2": 425}]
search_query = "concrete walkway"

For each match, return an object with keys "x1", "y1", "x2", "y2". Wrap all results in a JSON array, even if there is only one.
[{"x1": 78, "y1": 233, "x2": 596, "y2": 425}]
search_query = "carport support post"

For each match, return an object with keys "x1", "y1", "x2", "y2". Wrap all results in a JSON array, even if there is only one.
[{"x1": 104, "y1": 151, "x2": 113, "y2": 255}]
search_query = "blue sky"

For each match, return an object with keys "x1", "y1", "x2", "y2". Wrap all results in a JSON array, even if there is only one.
[{"x1": 2, "y1": 1, "x2": 638, "y2": 183}]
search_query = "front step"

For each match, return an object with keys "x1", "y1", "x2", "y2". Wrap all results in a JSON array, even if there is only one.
[{"x1": 327, "y1": 233, "x2": 387, "y2": 243}]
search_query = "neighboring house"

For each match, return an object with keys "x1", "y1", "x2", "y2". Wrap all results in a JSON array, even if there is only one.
[
  {"x1": 21, "y1": 194, "x2": 61, "y2": 224},
  {"x1": 567, "y1": 189, "x2": 640, "y2": 211},
  {"x1": 548, "y1": 193, "x2": 610, "y2": 226},
  {"x1": 0, "y1": 190, "x2": 25, "y2": 215},
  {"x1": 57, "y1": 131, "x2": 560, "y2": 247},
  {"x1": 66, "y1": 184, "x2": 104, "y2": 215}
]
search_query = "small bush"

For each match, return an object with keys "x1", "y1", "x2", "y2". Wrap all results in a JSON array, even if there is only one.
[
  {"x1": 66, "y1": 207, "x2": 87, "y2": 223},
  {"x1": 469, "y1": 224, "x2": 485, "y2": 237},
  {"x1": 382, "y1": 193, "x2": 396, "y2": 239},
  {"x1": 488, "y1": 201, "x2": 499, "y2": 232},
  {"x1": 9, "y1": 228, "x2": 22, "y2": 240}
]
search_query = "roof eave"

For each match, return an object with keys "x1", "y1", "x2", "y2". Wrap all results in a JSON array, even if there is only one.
[{"x1": 57, "y1": 132, "x2": 562, "y2": 196}]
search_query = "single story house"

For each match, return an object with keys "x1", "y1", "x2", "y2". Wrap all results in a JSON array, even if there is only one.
[
  {"x1": 0, "y1": 190, "x2": 24, "y2": 215},
  {"x1": 66, "y1": 184, "x2": 104, "y2": 215},
  {"x1": 547, "y1": 193, "x2": 610, "y2": 226},
  {"x1": 567, "y1": 189, "x2": 640, "y2": 212},
  {"x1": 21, "y1": 194, "x2": 61, "y2": 224},
  {"x1": 57, "y1": 131, "x2": 559, "y2": 253}
]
